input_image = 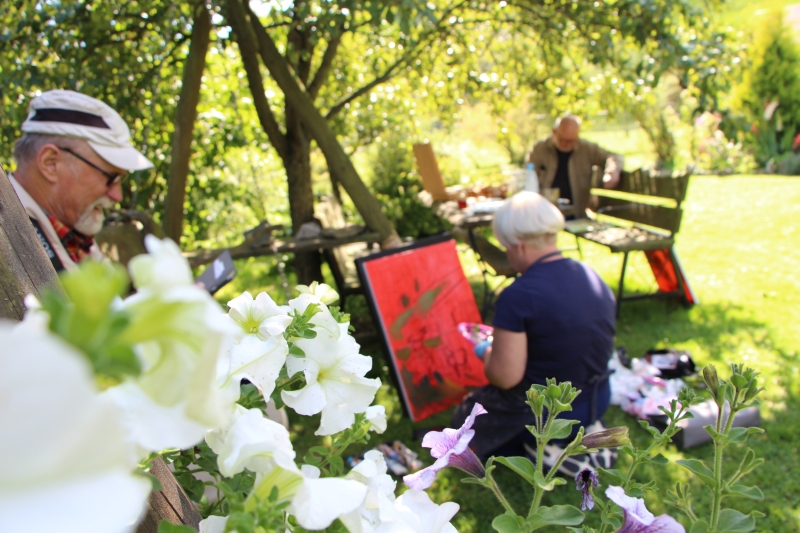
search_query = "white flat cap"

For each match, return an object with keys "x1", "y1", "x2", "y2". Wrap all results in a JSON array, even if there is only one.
[{"x1": 21, "y1": 90, "x2": 154, "y2": 171}]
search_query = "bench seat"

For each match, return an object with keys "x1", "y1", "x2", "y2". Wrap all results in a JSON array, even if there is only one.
[{"x1": 565, "y1": 220, "x2": 674, "y2": 253}]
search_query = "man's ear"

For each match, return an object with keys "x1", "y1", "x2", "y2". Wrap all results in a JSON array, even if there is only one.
[{"x1": 37, "y1": 144, "x2": 61, "y2": 184}]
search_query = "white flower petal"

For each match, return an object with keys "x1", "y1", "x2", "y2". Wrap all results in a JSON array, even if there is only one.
[
  {"x1": 223, "y1": 335, "x2": 288, "y2": 400},
  {"x1": 205, "y1": 408, "x2": 296, "y2": 477},
  {"x1": 0, "y1": 323, "x2": 150, "y2": 532},
  {"x1": 227, "y1": 292, "x2": 255, "y2": 325},
  {"x1": 282, "y1": 382, "x2": 327, "y2": 416},
  {"x1": 199, "y1": 516, "x2": 229, "y2": 533},
  {"x1": 129, "y1": 235, "x2": 194, "y2": 291},
  {"x1": 0, "y1": 470, "x2": 151, "y2": 533},
  {"x1": 103, "y1": 383, "x2": 211, "y2": 454},
  {"x1": 377, "y1": 490, "x2": 459, "y2": 533},
  {"x1": 290, "y1": 477, "x2": 367, "y2": 530},
  {"x1": 366, "y1": 405, "x2": 388, "y2": 434},
  {"x1": 258, "y1": 314, "x2": 293, "y2": 338}
]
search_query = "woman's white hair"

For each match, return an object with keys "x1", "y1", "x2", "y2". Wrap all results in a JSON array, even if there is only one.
[{"x1": 492, "y1": 191, "x2": 565, "y2": 249}]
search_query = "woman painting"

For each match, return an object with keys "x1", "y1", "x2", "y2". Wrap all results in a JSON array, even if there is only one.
[{"x1": 452, "y1": 191, "x2": 616, "y2": 474}]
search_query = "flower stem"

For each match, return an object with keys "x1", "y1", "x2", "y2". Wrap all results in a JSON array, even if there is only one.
[
  {"x1": 529, "y1": 437, "x2": 546, "y2": 517},
  {"x1": 711, "y1": 401, "x2": 740, "y2": 530},
  {"x1": 487, "y1": 474, "x2": 516, "y2": 515}
]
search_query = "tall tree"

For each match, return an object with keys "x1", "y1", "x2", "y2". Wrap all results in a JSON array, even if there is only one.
[{"x1": 163, "y1": 2, "x2": 212, "y2": 243}]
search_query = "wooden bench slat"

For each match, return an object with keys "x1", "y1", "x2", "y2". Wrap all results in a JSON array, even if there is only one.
[
  {"x1": 595, "y1": 197, "x2": 683, "y2": 235},
  {"x1": 614, "y1": 169, "x2": 691, "y2": 203}
]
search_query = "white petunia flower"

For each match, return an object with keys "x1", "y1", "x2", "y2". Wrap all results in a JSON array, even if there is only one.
[
  {"x1": 248, "y1": 462, "x2": 367, "y2": 531},
  {"x1": 288, "y1": 292, "x2": 341, "y2": 339},
  {"x1": 375, "y1": 490, "x2": 459, "y2": 533},
  {"x1": 281, "y1": 324, "x2": 381, "y2": 435},
  {"x1": 288, "y1": 465, "x2": 368, "y2": 531},
  {"x1": 198, "y1": 515, "x2": 228, "y2": 533},
  {"x1": 296, "y1": 281, "x2": 340, "y2": 305},
  {"x1": 365, "y1": 405, "x2": 388, "y2": 434},
  {"x1": 217, "y1": 334, "x2": 288, "y2": 406},
  {"x1": 128, "y1": 235, "x2": 194, "y2": 293},
  {"x1": 106, "y1": 236, "x2": 240, "y2": 454},
  {"x1": 205, "y1": 406, "x2": 296, "y2": 477},
  {"x1": 0, "y1": 322, "x2": 151, "y2": 533},
  {"x1": 340, "y1": 450, "x2": 397, "y2": 533},
  {"x1": 226, "y1": 291, "x2": 292, "y2": 340}
]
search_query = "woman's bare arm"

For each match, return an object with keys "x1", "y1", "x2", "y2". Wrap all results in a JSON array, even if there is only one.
[{"x1": 483, "y1": 327, "x2": 527, "y2": 389}]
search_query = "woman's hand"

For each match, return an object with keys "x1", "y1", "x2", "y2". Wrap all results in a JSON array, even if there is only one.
[{"x1": 483, "y1": 327, "x2": 527, "y2": 390}]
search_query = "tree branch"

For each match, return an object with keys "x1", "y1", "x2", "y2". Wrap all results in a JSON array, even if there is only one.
[
  {"x1": 225, "y1": 0, "x2": 288, "y2": 162},
  {"x1": 307, "y1": 28, "x2": 343, "y2": 100},
  {"x1": 324, "y1": 0, "x2": 469, "y2": 120}
]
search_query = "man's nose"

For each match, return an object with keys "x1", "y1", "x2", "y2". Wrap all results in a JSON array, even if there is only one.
[{"x1": 107, "y1": 181, "x2": 124, "y2": 203}]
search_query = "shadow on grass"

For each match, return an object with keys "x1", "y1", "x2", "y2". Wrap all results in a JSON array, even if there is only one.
[{"x1": 312, "y1": 295, "x2": 800, "y2": 532}]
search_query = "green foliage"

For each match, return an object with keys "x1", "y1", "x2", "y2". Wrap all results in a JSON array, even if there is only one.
[
  {"x1": 157, "y1": 521, "x2": 197, "y2": 533},
  {"x1": 369, "y1": 136, "x2": 450, "y2": 239},
  {"x1": 40, "y1": 262, "x2": 139, "y2": 382},
  {"x1": 732, "y1": 9, "x2": 800, "y2": 165}
]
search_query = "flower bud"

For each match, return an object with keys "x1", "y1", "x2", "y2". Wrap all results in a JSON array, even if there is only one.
[
  {"x1": 702, "y1": 365, "x2": 719, "y2": 395},
  {"x1": 580, "y1": 426, "x2": 630, "y2": 449}
]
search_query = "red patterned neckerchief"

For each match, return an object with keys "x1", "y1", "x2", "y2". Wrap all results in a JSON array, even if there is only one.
[{"x1": 46, "y1": 213, "x2": 95, "y2": 264}]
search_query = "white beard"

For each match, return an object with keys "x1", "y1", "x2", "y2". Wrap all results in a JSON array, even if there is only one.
[{"x1": 73, "y1": 197, "x2": 114, "y2": 236}]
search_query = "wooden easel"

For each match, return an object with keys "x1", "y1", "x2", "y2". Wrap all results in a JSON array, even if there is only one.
[{"x1": 0, "y1": 166, "x2": 201, "y2": 531}]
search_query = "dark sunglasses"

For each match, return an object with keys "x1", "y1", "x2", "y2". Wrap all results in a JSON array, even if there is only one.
[{"x1": 58, "y1": 146, "x2": 124, "y2": 187}]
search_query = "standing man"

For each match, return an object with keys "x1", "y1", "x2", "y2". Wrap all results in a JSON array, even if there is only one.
[
  {"x1": 528, "y1": 115, "x2": 623, "y2": 218},
  {"x1": 8, "y1": 90, "x2": 153, "y2": 271}
]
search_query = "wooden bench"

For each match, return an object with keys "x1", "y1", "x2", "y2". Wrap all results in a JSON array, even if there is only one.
[
  {"x1": 316, "y1": 195, "x2": 379, "y2": 309},
  {"x1": 565, "y1": 168, "x2": 694, "y2": 317}
]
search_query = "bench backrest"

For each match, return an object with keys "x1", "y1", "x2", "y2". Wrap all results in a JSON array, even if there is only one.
[{"x1": 592, "y1": 169, "x2": 691, "y2": 236}]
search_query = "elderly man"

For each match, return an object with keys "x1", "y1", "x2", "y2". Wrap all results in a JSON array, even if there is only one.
[
  {"x1": 9, "y1": 90, "x2": 153, "y2": 271},
  {"x1": 528, "y1": 115, "x2": 623, "y2": 218}
]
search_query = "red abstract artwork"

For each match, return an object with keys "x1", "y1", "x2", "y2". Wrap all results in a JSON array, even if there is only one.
[{"x1": 359, "y1": 238, "x2": 488, "y2": 421}]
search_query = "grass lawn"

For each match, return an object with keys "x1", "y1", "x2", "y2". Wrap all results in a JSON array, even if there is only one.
[{"x1": 218, "y1": 175, "x2": 800, "y2": 531}]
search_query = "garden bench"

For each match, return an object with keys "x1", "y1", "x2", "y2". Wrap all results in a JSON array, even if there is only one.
[
  {"x1": 564, "y1": 168, "x2": 694, "y2": 317},
  {"x1": 315, "y1": 194, "x2": 380, "y2": 309}
]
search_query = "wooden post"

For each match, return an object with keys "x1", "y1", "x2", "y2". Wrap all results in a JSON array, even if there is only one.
[
  {"x1": 0, "y1": 165, "x2": 61, "y2": 320},
  {"x1": 0, "y1": 166, "x2": 201, "y2": 530}
]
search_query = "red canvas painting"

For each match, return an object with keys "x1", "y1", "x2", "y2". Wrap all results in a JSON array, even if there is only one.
[{"x1": 360, "y1": 239, "x2": 489, "y2": 421}]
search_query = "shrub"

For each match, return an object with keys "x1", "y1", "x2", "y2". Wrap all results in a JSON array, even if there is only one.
[
  {"x1": 732, "y1": 9, "x2": 800, "y2": 167},
  {"x1": 369, "y1": 137, "x2": 450, "y2": 239}
]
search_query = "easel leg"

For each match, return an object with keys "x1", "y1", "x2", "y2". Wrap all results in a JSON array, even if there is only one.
[{"x1": 617, "y1": 252, "x2": 629, "y2": 319}]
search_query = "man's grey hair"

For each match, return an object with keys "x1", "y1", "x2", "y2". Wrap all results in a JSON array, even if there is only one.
[
  {"x1": 13, "y1": 133, "x2": 81, "y2": 167},
  {"x1": 553, "y1": 114, "x2": 583, "y2": 129},
  {"x1": 493, "y1": 191, "x2": 565, "y2": 250}
]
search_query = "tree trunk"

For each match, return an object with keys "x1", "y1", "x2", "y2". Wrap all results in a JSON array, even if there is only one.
[
  {"x1": 285, "y1": 107, "x2": 323, "y2": 284},
  {"x1": 162, "y1": 2, "x2": 211, "y2": 244},
  {"x1": 228, "y1": 0, "x2": 401, "y2": 249}
]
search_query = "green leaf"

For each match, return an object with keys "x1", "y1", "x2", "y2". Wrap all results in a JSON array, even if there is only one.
[
  {"x1": 527, "y1": 505, "x2": 585, "y2": 530},
  {"x1": 492, "y1": 512, "x2": 528, "y2": 533},
  {"x1": 157, "y1": 522, "x2": 197, "y2": 533},
  {"x1": 595, "y1": 467, "x2": 625, "y2": 485},
  {"x1": 690, "y1": 520, "x2": 710, "y2": 533},
  {"x1": 533, "y1": 470, "x2": 557, "y2": 491},
  {"x1": 494, "y1": 456, "x2": 537, "y2": 485},
  {"x1": 726, "y1": 426, "x2": 764, "y2": 444},
  {"x1": 724, "y1": 484, "x2": 764, "y2": 500},
  {"x1": 638, "y1": 420, "x2": 662, "y2": 439},
  {"x1": 548, "y1": 418, "x2": 579, "y2": 440},
  {"x1": 643, "y1": 453, "x2": 669, "y2": 465},
  {"x1": 716, "y1": 509, "x2": 764, "y2": 532},
  {"x1": 676, "y1": 459, "x2": 716, "y2": 489}
]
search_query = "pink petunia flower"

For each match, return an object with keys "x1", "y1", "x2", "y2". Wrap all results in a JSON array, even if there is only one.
[
  {"x1": 606, "y1": 486, "x2": 685, "y2": 533},
  {"x1": 403, "y1": 403, "x2": 488, "y2": 490}
]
